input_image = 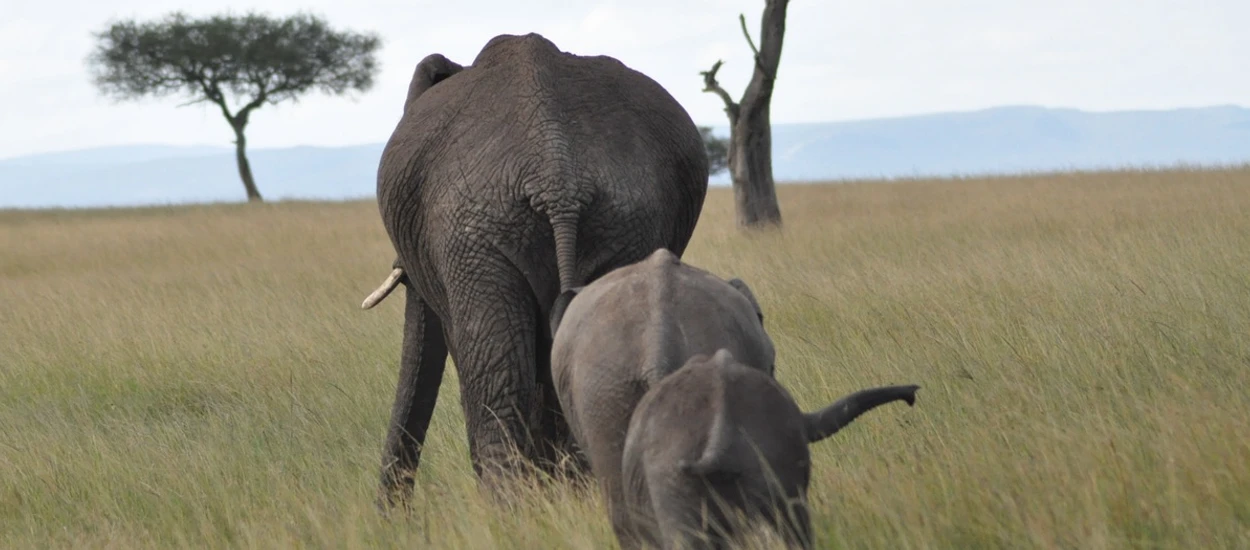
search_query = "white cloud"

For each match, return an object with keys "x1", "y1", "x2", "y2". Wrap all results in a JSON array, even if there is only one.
[{"x1": 1, "y1": 0, "x2": 1247, "y2": 159}]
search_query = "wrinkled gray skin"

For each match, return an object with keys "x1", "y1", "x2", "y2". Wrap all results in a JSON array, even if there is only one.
[
  {"x1": 548, "y1": 248, "x2": 775, "y2": 545},
  {"x1": 621, "y1": 350, "x2": 920, "y2": 549},
  {"x1": 365, "y1": 33, "x2": 708, "y2": 508}
]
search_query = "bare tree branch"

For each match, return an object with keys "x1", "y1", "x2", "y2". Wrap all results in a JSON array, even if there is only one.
[
  {"x1": 233, "y1": 90, "x2": 269, "y2": 128},
  {"x1": 740, "y1": 0, "x2": 790, "y2": 114},
  {"x1": 190, "y1": 78, "x2": 235, "y2": 127},
  {"x1": 738, "y1": 13, "x2": 764, "y2": 72},
  {"x1": 699, "y1": 60, "x2": 741, "y2": 124},
  {"x1": 175, "y1": 96, "x2": 213, "y2": 107}
]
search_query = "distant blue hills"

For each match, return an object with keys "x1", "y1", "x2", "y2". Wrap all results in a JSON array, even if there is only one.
[{"x1": 3, "y1": 104, "x2": 1249, "y2": 209}]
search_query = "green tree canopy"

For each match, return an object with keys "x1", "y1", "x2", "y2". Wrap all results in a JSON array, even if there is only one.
[
  {"x1": 86, "y1": 11, "x2": 382, "y2": 202},
  {"x1": 700, "y1": 126, "x2": 729, "y2": 176}
]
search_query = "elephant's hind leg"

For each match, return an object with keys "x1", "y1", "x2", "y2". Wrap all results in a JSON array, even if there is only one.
[
  {"x1": 446, "y1": 260, "x2": 548, "y2": 492},
  {"x1": 377, "y1": 289, "x2": 449, "y2": 511}
]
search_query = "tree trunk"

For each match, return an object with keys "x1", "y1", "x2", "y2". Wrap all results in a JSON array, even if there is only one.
[
  {"x1": 232, "y1": 124, "x2": 263, "y2": 203},
  {"x1": 729, "y1": 103, "x2": 782, "y2": 227},
  {"x1": 700, "y1": 0, "x2": 789, "y2": 228}
]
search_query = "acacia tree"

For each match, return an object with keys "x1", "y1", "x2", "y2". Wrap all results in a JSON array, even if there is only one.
[
  {"x1": 86, "y1": 12, "x2": 381, "y2": 202},
  {"x1": 700, "y1": 0, "x2": 790, "y2": 227}
]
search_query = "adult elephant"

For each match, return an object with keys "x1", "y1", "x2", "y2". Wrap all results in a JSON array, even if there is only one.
[{"x1": 361, "y1": 33, "x2": 709, "y2": 508}]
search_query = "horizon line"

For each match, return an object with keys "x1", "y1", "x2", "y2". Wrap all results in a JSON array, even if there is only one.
[{"x1": 4, "y1": 102, "x2": 1248, "y2": 163}]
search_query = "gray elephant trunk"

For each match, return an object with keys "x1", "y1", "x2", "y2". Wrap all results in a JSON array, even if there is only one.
[{"x1": 802, "y1": 385, "x2": 920, "y2": 443}]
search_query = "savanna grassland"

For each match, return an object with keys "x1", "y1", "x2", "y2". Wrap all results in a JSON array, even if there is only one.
[{"x1": 3, "y1": 167, "x2": 1249, "y2": 549}]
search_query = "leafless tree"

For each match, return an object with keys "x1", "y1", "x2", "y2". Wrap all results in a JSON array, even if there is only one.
[{"x1": 700, "y1": 0, "x2": 790, "y2": 227}]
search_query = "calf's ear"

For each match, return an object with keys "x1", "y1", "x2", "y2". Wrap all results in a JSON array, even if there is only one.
[
  {"x1": 549, "y1": 286, "x2": 584, "y2": 337},
  {"x1": 727, "y1": 278, "x2": 765, "y2": 324}
]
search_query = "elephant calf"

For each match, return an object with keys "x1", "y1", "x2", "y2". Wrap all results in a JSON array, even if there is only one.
[
  {"x1": 549, "y1": 247, "x2": 776, "y2": 547},
  {"x1": 621, "y1": 349, "x2": 920, "y2": 549}
]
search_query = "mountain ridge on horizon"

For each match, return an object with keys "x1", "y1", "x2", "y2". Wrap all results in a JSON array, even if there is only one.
[
  {"x1": 3, "y1": 104, "x2": 1249, "y2": 209},
  {"x1": 8, "y1": 103, "x2": 1248, "y2": 164}
]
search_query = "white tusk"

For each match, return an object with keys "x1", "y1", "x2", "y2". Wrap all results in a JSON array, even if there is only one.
[{"x1": 361, "y1": 267, "x2": 405, "y2": 309}]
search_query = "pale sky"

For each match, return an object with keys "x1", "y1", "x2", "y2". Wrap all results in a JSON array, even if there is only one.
[{"x1": 1, "y1": 0, "x2": 1247, "y2": 160}]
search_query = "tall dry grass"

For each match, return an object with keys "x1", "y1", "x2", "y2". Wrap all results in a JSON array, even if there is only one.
[{"x1": 2, "y1": 167, "x2": 1249, "y2": 549}]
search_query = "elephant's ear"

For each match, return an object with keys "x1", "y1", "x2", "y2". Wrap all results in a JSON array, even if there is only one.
[
  {"x1": 727, "y1": 278, "x2": 765, "y2": 325},
  {"x1": 549, "y1": 286, "x2": 584, "y2": 338},
  {"x1": 404, "y1": 53, "x2": 465, "y2": 112}
]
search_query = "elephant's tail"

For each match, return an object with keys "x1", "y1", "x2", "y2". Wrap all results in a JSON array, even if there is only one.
[
  {"x1": 679, "y1": 354, "x2": 741, "y2": 477},
  {"x1": 546, "y1": 213, "x2": 582, "y2": 337},
  {"x1": 550, "y1": 213, "x2": 579, "y2": 293}
]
